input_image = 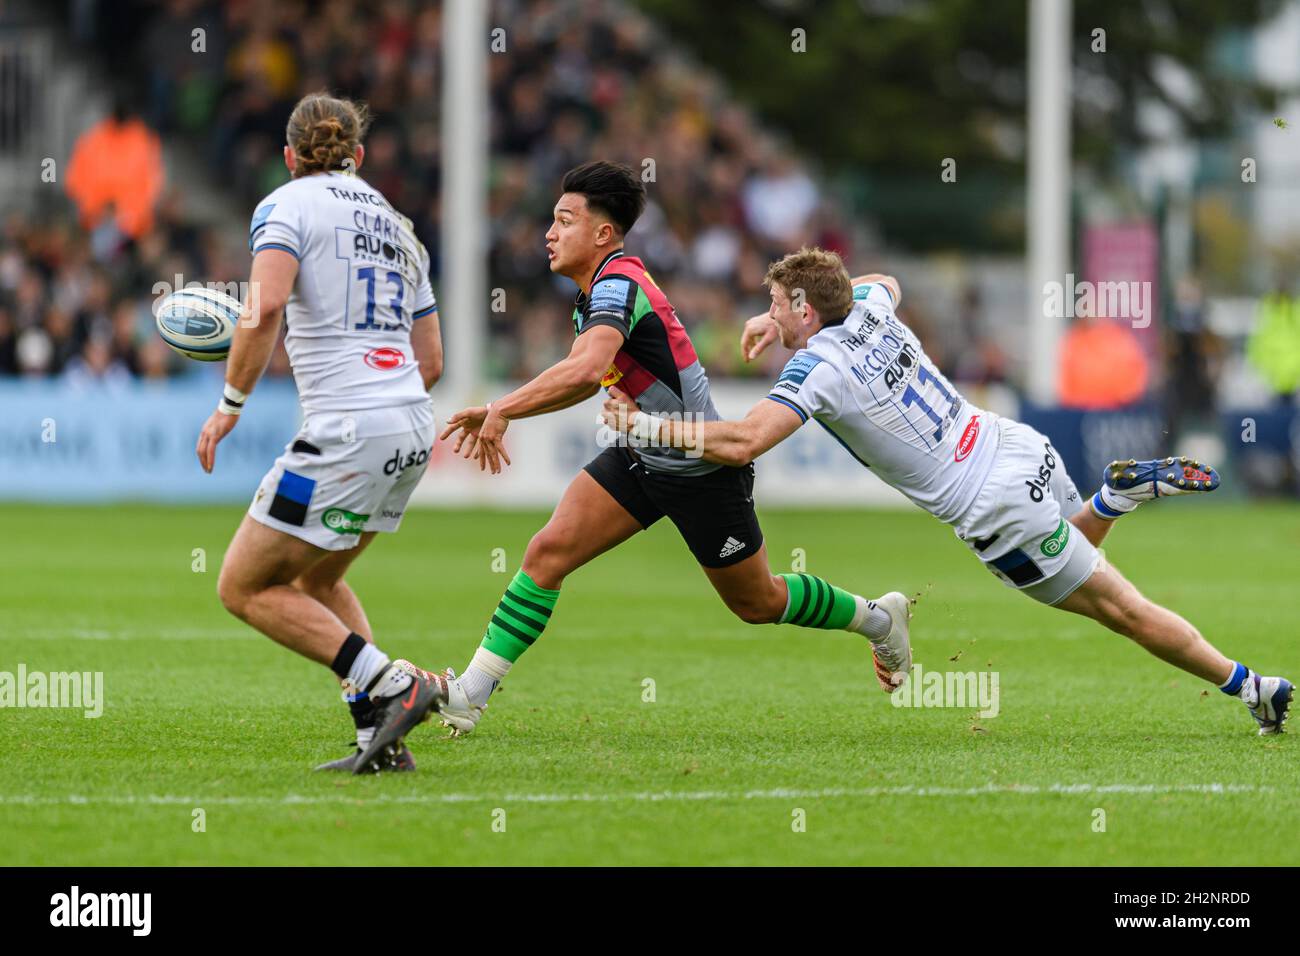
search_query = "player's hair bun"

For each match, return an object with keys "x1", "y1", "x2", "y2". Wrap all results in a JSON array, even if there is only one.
[{"x1": 286, "y1": 93, "x2": 372, "y2": 176}]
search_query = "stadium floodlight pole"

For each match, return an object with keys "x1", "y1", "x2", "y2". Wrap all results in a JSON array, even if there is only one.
[
  {"x1": 441, "y1": 0, "x2": 489, "y2": 396},
  {"x1": 1025, "y1": 0, "x2": 1072, "y2": 406}
]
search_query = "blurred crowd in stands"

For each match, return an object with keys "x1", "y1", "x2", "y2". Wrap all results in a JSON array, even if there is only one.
[
  {"x1": 5, "y1": 0, "x2": 869, "y2": 384},
  {"x1": 11, "y1": 0, "x2": 1278, "y2": 422},
  {"x1": 0, "y1": 191, "x2": 293, "y2": 381}
]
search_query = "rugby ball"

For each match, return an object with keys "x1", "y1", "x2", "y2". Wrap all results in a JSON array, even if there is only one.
[{"x1": 154, "y1": 287, "x2": 242, "y2": 361}]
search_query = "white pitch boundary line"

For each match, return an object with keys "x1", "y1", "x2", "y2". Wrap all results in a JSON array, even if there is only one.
[{"x1": 0, "y1": 783, "x2": 1271, "y2": 807}]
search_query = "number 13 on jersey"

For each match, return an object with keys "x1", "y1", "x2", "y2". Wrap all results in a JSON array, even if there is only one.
[{"x1": 355, "y1": 266, "x2": 405, "y2": 331}]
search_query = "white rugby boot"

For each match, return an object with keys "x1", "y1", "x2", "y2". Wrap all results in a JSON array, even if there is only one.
[
  {"x1": 435, "y1": 667, "x2": 488, "y2": 736},
  {"x1": 868, "y1": 591, "x2": 913, "y2": 692}
]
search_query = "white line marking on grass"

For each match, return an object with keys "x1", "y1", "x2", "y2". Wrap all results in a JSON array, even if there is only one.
[
  {"x1": 0, "y1": 782, "x2": 1271, "y2": 807},
  {"x1": 6, "y1": 628, "x2": 255, "y2": 641},
  {"x1": 4, "y1": 628, "x2": 479, "y2": 642}
]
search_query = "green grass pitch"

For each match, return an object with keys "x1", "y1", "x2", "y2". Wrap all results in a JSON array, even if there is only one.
[{"x1": 2, "y1": 500, "x2": 1296, "y2": 865}]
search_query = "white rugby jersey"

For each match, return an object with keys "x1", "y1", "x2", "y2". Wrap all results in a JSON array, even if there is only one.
[
  {"x1": 248, "y1": 172, "x2": 436, "y2": 413},
  {"x1": 766, "y1": 281, "x2": 999, "y2": 524}
]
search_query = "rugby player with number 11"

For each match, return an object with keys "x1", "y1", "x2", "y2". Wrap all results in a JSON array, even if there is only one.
[{"x1": 604, "y1": 247, "x2": 1292, "y2": 736}]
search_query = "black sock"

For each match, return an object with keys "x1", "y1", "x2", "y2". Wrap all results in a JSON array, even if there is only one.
[
  {"x1": 348, "y1": 694, "x2": 376, "y2": 730},
  {"x1": 330, "y1": 632, "x2": 367, "y2": 680}
]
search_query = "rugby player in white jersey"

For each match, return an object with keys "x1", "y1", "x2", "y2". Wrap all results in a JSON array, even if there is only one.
[
  {"x1": 195, "y1": 94, "x2": 449, "y2": 773},
  {"x1": 603, "y1": 247, "x2": 1292, "y2": 736}
]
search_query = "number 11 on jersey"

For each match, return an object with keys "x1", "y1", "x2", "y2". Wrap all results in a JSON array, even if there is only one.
[{"x1": 901, "y1": 362, "x2": 961, "y2": 444}]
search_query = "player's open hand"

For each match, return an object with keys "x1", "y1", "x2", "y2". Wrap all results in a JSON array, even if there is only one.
[
  {"x1": 600, "y1": 384, "x2": 639, "y2": 433},
  {"x1": 740, "y1": 312, "x2": 778, "y2": 363},
  {"x1": 440, "y1": 405, "x2": 490, "y2": 457},
  {"x1": 471, "y1": 405, "x2": 512, "y2": 475},
  {"x1": 196, "y1": 410, "x2": 239, "y2": 474}
]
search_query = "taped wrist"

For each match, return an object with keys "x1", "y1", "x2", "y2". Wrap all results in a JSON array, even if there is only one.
[{"x1": 218, "y1": 383, "x2": 247, "y2": 416}]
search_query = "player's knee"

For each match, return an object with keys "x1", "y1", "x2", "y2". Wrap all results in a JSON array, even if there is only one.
[
  {"x1": 730, "y1": 601, "x2": 776, "y2": 625},
  {"x1": 217, "y1": 570, "x2": 250, "y2": 620},
  {"x1": 522, "y1": 528, "x2": 572, "y2": 589},
  {"x1": 725, "y1": 584, "x2": 784, "y2": 625}
]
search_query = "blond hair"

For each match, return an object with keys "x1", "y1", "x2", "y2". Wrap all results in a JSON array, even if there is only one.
[
  {"x1": 763, "y1": 247, "x2": 853, "y2": 325},
  {"x1": 286, "y1": 93, "x2": 371, "y2": 177}
]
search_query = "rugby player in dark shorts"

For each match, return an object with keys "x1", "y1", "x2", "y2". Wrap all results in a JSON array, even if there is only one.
[{"x1": 432, "y1": 161, "x2": 910, "y2": 734}]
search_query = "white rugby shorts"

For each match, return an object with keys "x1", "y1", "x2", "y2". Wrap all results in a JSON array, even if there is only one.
[
  {"x1": 248, "y1": 402, "x2": 435, "y2": 551},
  {"x1": 953, "y1": 419, "x2": 1099, "y2": 605}
]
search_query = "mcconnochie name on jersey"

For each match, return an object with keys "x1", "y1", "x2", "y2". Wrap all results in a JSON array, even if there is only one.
[{"x1": 767, "y1": 281, "x2": 1000, "y2": 524}]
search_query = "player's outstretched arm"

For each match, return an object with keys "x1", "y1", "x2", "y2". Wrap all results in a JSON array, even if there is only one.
[
  {"x1": 441, "y1": 324, "x2": 624, "y2": 474},
  {"x1": 440, "y1": 383, "x2": 603, "y2": 467},
  {"x1": 602, "y1": 387, "x2": 804, "y2": 467},
  {"x1": 196, "y1": 248, "x2": 297, "y2": 474},
  {"x1": 491, "y1": 324, "x2": 623, "y2": 420},
  {"x1": 500, "y1": 382, "x2": 602, "y2": 421}
]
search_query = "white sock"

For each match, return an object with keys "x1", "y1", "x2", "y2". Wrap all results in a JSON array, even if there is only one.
[
  {"x1": 369, "y1": 664, "x2": 415, "y2": 700},
  {"x1": 848, "y1": 596, "x2": 892, "y2": 641},
  {"x1": 1100, "y1": 484, "x2": 1140, "y2": 514},
  {"x1": 352, "y1": 646, "x2": 414, "y2": 701},
  {"x1": 347, "y1": 643, "x2": 392, "y2": 693},
  {"x1": 461, "y1": 646, "x2": 511, "y2": 707},
  {"x1": 356, "y1": 726, "x2": 375, "y2": 750},
  {"x1": 1239, "y1": 672, "x2": 1259, "y2": 707}
]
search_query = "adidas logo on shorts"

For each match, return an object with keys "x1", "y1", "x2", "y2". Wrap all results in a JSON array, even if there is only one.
[{"x1": 719, "y1": 536, "x2": 746, "y2": 558}]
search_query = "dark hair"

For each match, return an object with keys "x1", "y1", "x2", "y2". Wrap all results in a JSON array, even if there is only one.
[
  {"x1": 286, "y1": 93, "x2": 371, "y2": 177},
  {"x1": 560, "y1": 161, "x2": 646, "y2": 236}
]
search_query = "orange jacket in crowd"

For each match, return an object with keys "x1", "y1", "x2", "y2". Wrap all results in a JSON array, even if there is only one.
[
  {"x1": 65, "y1": 116, "x2": 164, "y2": 240},
  {"x1": 1057, "y1": 318, "x2": 1150, "y2": 409}
]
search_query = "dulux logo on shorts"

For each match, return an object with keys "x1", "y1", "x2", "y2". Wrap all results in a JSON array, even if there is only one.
[{"x1": 383, "y1": 448, "x2": 430, "y2": 477}]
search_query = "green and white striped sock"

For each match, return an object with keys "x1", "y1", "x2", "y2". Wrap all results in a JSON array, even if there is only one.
[
  {"x1": 778, "y1": 573, "x2": 891, "y2": 639},
  {"x1": 778, "y1": 573, "x2": 857, "y2": 630},
  {"x1": 480, "y1": 569, "x2": 561, "y2": 662}
]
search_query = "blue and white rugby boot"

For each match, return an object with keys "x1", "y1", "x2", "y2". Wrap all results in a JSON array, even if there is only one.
[
  {"x1": 1091, "y1": 456, "x2": 1220, "y2": 519},
  {"x1": 1247, "y1": 674, "x2": 1293, "y2": 736},
  {"x1": 1106, "y1": 456, "x2": 1220, "y2": 499}
]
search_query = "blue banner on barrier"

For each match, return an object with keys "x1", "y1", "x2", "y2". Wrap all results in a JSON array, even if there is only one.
[
  {"x1": 5, "y1": 382, "x2": 1296, "y2": 503},
  {"x1": 0, "y1": 380, "x2": 303, "y2": 502},
  {"x1": 1019, "y1": 402, "x2": 1300, "y2": 497},
  {"x1": 1017, "y1": 403, "x2": 1169, "y2": 487}
]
